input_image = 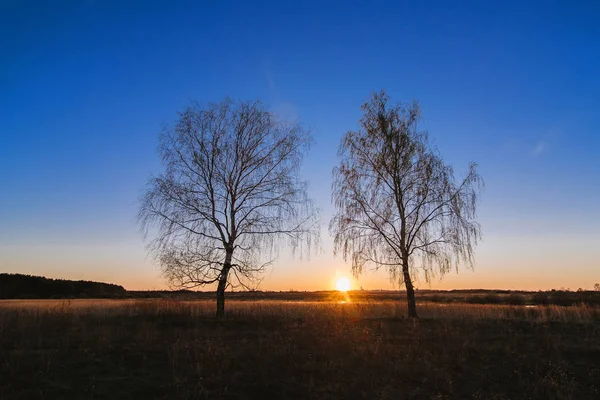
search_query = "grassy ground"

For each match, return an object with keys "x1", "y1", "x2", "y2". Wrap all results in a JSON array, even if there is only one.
[
  {"x1": 126, "y1": 289, "x2": 600, "y2": 307},
  {"x1": 1, "y1": 297, "x2": 599, "y2": 399}
]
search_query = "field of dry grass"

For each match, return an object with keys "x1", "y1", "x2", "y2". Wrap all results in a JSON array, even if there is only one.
[{"x1": 1, "y1": 298, "x2": 599, "y2": 399}]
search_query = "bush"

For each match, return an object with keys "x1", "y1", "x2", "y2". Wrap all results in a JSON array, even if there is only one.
[
  {"x1": 483, "y1": 292, "x2": 501, "y2": 304},
  {"x1": 465, "y1": 292, "x2": 501, "y2": 304},
  {"x1": 532, "y1": 291, "x2": 549, "y2": 305},
  {"x1": 507, "y1": 293, "x2": 526, "y2": 305},
  {"x1": 550, "y1": 290, "x2": 573, "y2": 306}
]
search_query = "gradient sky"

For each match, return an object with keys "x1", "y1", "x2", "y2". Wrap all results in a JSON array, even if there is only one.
[{"x1": 1, "y1": 1, "x2": 599, "y2": 291}]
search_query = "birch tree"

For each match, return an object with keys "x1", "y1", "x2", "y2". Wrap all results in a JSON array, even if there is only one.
[
  {"x1": 331, "y1": 91, "x2": 483, "y2": 317},
  {"x1": 139, "y1": 99, "x2": 318, "y2": 318}
]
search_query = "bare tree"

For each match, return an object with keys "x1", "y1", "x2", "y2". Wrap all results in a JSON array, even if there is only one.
[
  {"x1": 139, "y1": 99, "x2": 318, "y2": 319},
  {"x1": 330, "y1": 91, "x2": 483, "y2": 318}
]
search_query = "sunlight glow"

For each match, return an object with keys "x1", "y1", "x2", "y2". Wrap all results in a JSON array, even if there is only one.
[{"x1": 335, "y1": 277, "x2": 351, "y2": 292}]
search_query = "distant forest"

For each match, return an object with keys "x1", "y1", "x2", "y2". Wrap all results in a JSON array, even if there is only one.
[
  {"x1": 1, "y1": 273, "x2": 599, "y2": 306},
  {"x1": 0, "y1": 274, "x2": 126, "y2": 299}
]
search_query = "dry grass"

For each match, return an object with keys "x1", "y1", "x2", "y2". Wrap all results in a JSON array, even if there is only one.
[{"x1": 1, "y1": 298, "x2": 599, "y2": 399}]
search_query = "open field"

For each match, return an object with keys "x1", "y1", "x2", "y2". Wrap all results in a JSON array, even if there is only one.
[
  {"x1": 124, "y1": 289, "x2": 600, "y2": 307},
  {"x1": 1, "y1": 298, "x2": 599, "y2": 400}
]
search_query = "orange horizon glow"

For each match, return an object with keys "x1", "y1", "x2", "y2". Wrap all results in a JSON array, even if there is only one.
[
  {"x1": 3, "y1": 264, "x2": 599, "y2": 293},
  {"x1": 2, "y1": 233, "x2": 599, "y2": 293}
]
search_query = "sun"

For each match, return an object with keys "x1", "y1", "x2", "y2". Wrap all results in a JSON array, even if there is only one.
[{"x1": 335, "y1": 277, "x2": 351, "y2": 292}]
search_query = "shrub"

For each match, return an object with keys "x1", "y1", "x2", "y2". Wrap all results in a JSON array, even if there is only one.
[
  {"x1": 465, "y1": 292, "x2": 501, "y2": 304},
  {"x1": 532, "y1": 291, "x2": 549, "y2": 305},
  {"x1": 507, "y1": 293, "x2": 526, "y2": 305},
  {"x1": 483, "y1": 292, "x2": 501, "y2": 304},
  {"x1": 550, "y1": 290, "x2": 573, "y2": 306}
]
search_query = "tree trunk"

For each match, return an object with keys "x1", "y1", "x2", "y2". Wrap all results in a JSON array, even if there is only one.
[
  {"x1": 215, "y1": 249, "x2": 233, "y2": 320},
  {"x1": 402, "y1": 263, "x2": 418, "y2": 318}
]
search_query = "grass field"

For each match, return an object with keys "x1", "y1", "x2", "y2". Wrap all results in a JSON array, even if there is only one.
[{"x1": 1, "y1": 296, "x2": 599, "y2": 399}]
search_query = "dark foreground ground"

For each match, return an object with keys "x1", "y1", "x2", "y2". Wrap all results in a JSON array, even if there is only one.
[{"x1": 1, "y1": 298, "x2": 599, "y2": 400}]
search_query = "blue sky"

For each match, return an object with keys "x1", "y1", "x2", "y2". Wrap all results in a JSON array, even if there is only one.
[{"x1": 1, "y1": 1, "x2": 599, "y2": 290}]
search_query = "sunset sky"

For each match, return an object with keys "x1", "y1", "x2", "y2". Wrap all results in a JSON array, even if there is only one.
[{"x1": 1, "y1": 1, "x2": 599, "y2": 291}]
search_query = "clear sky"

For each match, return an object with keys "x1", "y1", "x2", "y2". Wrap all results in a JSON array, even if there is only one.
[{"x1": 1, "y1": 1, "x2": 599, "y2": 291}]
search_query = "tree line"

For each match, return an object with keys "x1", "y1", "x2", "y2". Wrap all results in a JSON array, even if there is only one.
[
  {"x1": 139, "y1": 90, "x2": 484, "y2": 319},
  {"x1": 0, "y1": 273, "x2": 126, "y2": 299}
]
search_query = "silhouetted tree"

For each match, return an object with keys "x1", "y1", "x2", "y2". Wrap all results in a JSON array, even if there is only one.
[
  {"x1": 330, "y1": 91, "x2": 483, "y2": 317},
  {"x1": 139, "y1": 99, "x2": 318, "y2": 319}
]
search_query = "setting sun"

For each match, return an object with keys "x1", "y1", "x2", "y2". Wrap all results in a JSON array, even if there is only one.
[{"x1": 335, "y1": 277, "x2": 351, "y2": 292}]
